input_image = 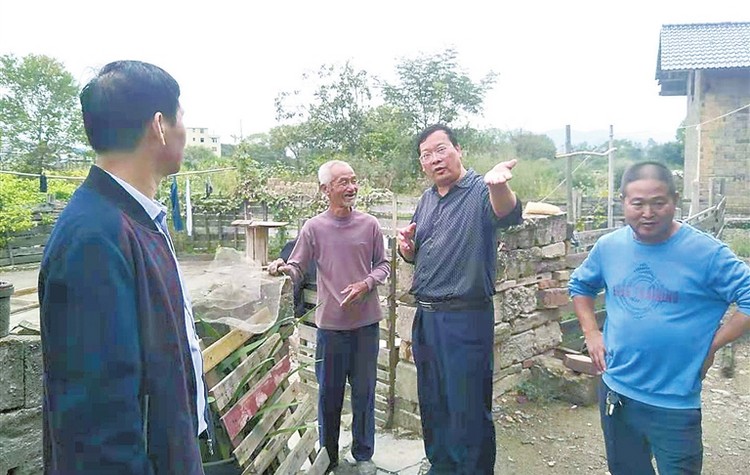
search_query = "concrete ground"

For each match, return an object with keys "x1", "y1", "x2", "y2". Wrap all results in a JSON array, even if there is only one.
[{"x1": 331, "y1": 417, "x2": 427, "y2": 475}]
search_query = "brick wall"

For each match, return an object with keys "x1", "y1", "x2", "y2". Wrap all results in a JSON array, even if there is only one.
[
  {"x1": 684, "y1": 69, "x2": 750, "y2": 213},
  {"x1": 0, "y1": 335, "x2": 43, "y2": 474}
]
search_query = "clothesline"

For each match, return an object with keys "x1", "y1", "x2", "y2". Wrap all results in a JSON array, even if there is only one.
[
  {"x1": 0, "y1": 170, "x2": 85, "y2": 181},
  {"x1": 0, "y1": 166, "x2": 237, "y2": 181}
]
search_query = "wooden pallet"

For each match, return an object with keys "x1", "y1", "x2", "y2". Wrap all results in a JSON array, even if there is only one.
[{"x1": 201, "y1": 307, "x2": 329, "y2": 474}]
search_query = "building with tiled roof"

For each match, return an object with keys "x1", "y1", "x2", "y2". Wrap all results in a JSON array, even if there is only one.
[{"x1": 656, "y1": 22, "x2": 750, "y2": 213}]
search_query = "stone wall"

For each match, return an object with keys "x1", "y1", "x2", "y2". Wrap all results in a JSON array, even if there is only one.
[
  {"x1": 0, "y1": 335, "x2": 43, "y2": 474},
  {"x1": 392, "y1": 213, "x2": 575, "y2": 433}
]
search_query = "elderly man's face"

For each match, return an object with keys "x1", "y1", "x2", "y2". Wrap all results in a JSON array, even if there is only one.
[
  {"x1": 418, "y1": 130, "x2": 463, "y2": 189},
  {"x1": 323, "y1": 163, "x2": 358, "y2": 208},
  {"x1": 622, "y1": 178, "x2": 678, "y2": 244}
]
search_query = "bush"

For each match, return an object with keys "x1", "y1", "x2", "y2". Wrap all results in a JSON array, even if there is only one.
[{"x1": 0, "y1": 175, "x2": 39, "y2": 241}]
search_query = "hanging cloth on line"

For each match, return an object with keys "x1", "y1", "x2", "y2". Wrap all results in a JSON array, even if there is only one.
[
  {"x1": 205, "y1": 177, "x2": 213, "y2": 198},
  {"x1": 170, "y1": 177, "x2": 184, "y2": 232},
  {"x1": 186, "y1": 178, "x2": 193, "y2": 237}
]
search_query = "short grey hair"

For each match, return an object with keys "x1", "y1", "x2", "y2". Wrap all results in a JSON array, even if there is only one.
[{"x1": 318, "y1": 160, "x2": 351, "y2": 185}]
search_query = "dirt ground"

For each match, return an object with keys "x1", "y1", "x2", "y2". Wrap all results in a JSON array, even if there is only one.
[{"x1": 491, "y1": 338, "x2": 750, "y2": 475}]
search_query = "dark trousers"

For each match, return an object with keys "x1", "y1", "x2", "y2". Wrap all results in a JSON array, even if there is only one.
[
  {"x1": 412, "y1": 305, "x2": 496, "y2": 475},
  {"x1": 315, "y1": 322, "x2": 379, "y2": 466},
  {"x1": 599, "y1": 381, "x2": 703, "y2": 475}
]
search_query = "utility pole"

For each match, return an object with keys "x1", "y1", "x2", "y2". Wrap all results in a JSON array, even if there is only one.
[
  {"x1": 608, "y1": 125, "x2": 615, "y2": 228},
  {"x1": 565, "y1": 125, "x2": 573, "y2": 224}
]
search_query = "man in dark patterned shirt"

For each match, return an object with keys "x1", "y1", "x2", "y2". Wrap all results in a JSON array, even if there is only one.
[{"x1": 398, "y1": 124, "x2": 522, "y2": 474}]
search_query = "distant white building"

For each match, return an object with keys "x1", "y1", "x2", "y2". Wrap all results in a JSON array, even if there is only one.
[{"x1": 186, "y1": 127, "x2": 221, "y2": 156}]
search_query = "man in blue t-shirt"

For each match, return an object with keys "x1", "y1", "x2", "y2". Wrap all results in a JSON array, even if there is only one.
[{"x1": 569, "y1": 161, "x2": 750, "y2": 475}]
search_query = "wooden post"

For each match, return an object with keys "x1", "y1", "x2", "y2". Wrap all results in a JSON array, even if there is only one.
[
  {"x1": 565, "y1": 125, "x2": 573, "y2": 224},
  {"x1": 218, "y1": 213, "x2": 224, "y2": 246},
  {"x1": 386, "y1": 236, "x2": 398, "y2": 429},
  {"x1": 205, "y1": 215, "x2": 211, "y2": 251},
  {"x1": 231, "y1": 220, "x2": 289, "y2": 266},
  {"x1": 391, "y1": 193, "x2": 398, "y2": 237},
  {"x1": 608, "y1": 125, "x2": 615, "y2": 228}
]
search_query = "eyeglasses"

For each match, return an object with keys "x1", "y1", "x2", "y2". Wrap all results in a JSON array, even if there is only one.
[{"x1": 418, "y1": 144, "x2": 452, "y2": 162}]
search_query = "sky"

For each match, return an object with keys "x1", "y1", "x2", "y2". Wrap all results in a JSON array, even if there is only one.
[{"x1": 1, "y1": 0, "x2": 748, "y2": 147}]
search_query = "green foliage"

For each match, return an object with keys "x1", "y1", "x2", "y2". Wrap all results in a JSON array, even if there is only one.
[
  {"x1": 728, "y1": 233, "x2": 750, "y2": 258},
  {"x1": 509, "y1": 130, "x2": 557, "y2": 161},
  {"x1": 0, "y1": 54, "x2": 88, "y2": 172},
  {"x1": 516, "y1": 379, "x2": 556, "y2": 403},
  {"x1": 183, "y1": 145, "x2": 220, "y2": 169},
  {"x1": 0, "y1": 175, "x2": 39, "y2": 240},
  {"x1": 274, "y1": 61, "x2": 374, "y2": 156},
  {"x1": 382, "y1": 48, "x2": 497, "y2": 132}
]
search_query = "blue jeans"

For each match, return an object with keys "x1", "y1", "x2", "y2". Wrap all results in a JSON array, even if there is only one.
[
  {"x1": 412, "y1": 305, "x2": 496, "y2": 475},
  {"x1": 599, "y1": 381, "x2": 703, "y2": 475},
  {"x1": 315, "y1": 322, "x2": 379, "y2": 466}
]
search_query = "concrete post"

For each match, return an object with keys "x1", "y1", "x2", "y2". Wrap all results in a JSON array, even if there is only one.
[{"x1": 0, "y1": 280, "x2": 14, "y2": 338}]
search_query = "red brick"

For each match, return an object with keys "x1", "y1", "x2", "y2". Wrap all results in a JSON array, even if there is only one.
[
  {"x1": 537, "y1": 288, "x2": 570, "y2": 308},
  {"x1": 537, "y1": 279, "x2": 560, "y2": 290}
]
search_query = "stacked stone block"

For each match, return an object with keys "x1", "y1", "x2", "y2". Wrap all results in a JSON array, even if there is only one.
[{"x1": 0, "y1": 335, "x2": 43, "y2": 474}]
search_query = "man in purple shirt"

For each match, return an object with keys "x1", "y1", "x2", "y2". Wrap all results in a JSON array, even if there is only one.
[{"x1": 269, "y1": 160, "x2": 390, "y2": 474}]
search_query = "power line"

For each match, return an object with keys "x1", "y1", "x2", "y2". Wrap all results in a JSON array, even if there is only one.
[{"x1": 678, "y1": 102, "x2": 750, "y2": 129}]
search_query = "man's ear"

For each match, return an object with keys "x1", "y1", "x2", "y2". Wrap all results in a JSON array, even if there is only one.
[{"x1": 151, "y1": 112, "x2": 166, "y2": 145}]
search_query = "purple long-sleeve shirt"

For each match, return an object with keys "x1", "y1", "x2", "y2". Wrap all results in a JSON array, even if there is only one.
[{"x1": 287, "y1": 209, "x2": 390, "y2": 330}]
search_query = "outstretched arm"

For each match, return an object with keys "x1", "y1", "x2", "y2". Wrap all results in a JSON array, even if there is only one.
[{"x1": 484, "y1": 159, "x2": 519, "y2": 218}]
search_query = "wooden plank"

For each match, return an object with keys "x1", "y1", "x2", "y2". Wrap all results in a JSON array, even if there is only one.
[
  {"x1": 298, "y1": 323, "x2": 317, "y2": 344},
  {"x1": 222, "y1": 354, "x2": 291, "y2": 441},
  {"x1": 307, "y1": 449, "x2": 331, "y2": 475},
  {"x1": 0, "y1": 253, "x2": 44, "y2": 267},
  {"x1": 233, "y1": 382, "x2": 301, "y2": 467},
  {"x1": 299, "y1": 367, "x2": 317, "y2": 385},
  {"x1": 303, "y1": 289, "x2": 316, "y2": 306},
  {"x1": 8, "y1": 233, "x2": 49, "y2": 248},
  {"x1": 563, "y1": 354, "x2": 598, "y2": 375},
  {"x1": 377, "y1": 368, "x2": 390, "y2": 383},
  {"x1": 210, "y1": 333, "x2": 282, "y2": 412},
  {"x1": 201, "y1": 307, "x2": 271, "y2": 372},
  {"x1": 560, "y1": 309, "x2": 606, "y2": 335},
  {"x1": 2, "y1": 246, "x2": 45, "y2": 258},
  {"x1": 242, "y1": 396, "x2": 316, "y2": 475},
  {"x1": 272, "y1": 425, "x2": 318, "y2": 475}
]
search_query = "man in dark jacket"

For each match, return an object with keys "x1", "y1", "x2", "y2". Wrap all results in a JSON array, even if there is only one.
[{"x1": 39, "y1": 60, "x2": 208, "y2": 474}]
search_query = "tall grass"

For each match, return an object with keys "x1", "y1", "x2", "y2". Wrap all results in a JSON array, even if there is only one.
[{"x1": 464, "y1": 154, "x2": 565, "y2": 202}]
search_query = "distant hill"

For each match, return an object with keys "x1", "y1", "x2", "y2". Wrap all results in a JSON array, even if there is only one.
[{"x1": 542, "y1": 128, "x2": 675, "y2": 149}]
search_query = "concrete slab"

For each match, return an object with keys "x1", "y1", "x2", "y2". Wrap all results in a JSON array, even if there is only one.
[{"x1": 370, "y1": 432, "x2": 425, "y2": 473}]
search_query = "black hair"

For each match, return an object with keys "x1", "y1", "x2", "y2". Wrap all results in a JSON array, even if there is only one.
[
  {"x1": 415, "y1": 124, "x2": 459, "y2": 157},
  {"x1": 620, "y1": 161, "x2": 677, "y2": 197},
  {"x1": 80, "y1": 60, "x2": 180, "y2": 153}
]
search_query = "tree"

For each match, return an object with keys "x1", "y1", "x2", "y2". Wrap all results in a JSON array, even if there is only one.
[
  {"x1": 508, "y1": 130, "x2": 557, "y2": 160},
  {"x1": 182, "y1": 145, "x2": 219, "y2": 170},
  {"x1": 381, "y1": 49, "x2": 497, "y2": 132},
  {"x1": 0, "y1": 54, "x2": 87, "y2": 172},
  {"x1": 274, "y1": 61, "x2": 373, "y2": 155}
]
